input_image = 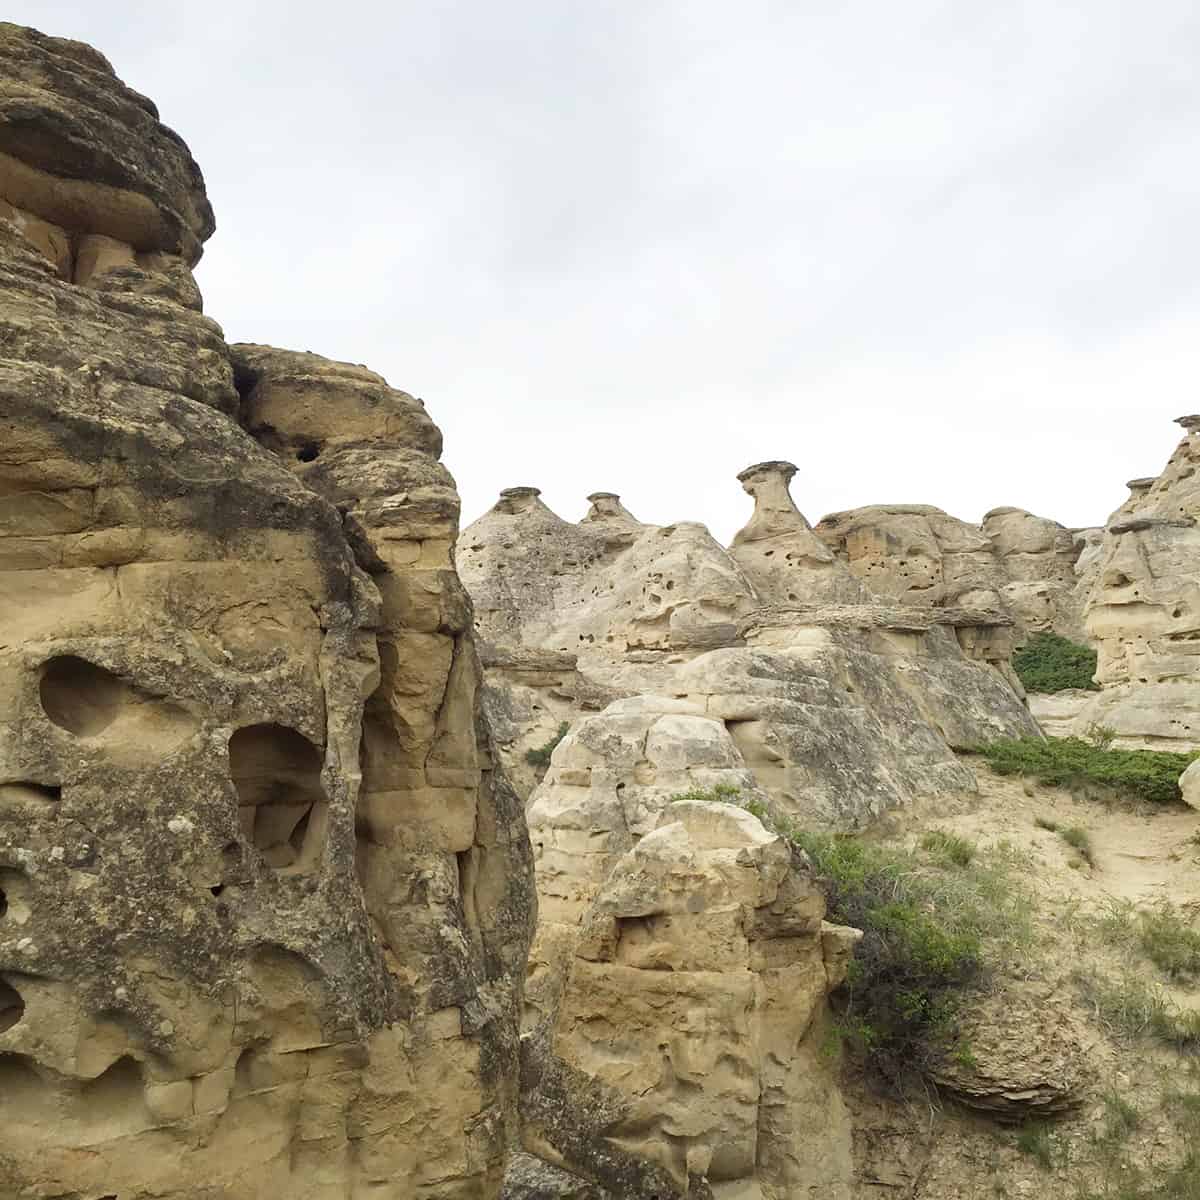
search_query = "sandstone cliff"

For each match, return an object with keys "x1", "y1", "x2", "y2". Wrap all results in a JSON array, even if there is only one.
[{"x1": 0, "y1": 24, "x2": 532, "y2": 1198}]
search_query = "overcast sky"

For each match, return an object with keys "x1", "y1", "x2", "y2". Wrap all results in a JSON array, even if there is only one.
[{"x1": 13, "y1": 2, "x2": 1200, "y2": 540}]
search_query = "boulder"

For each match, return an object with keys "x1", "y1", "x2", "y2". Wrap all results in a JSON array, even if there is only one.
[{"x1": 522, "y1": 797, "x2": 856, "y2": 1199}]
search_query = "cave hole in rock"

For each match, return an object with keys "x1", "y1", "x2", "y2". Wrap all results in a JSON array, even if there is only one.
[
  {"x1": 0, "y1": 978, "x2": 25, "y2": 1033},
  {"x1": 39, "y1": 656, "x2": 126, "y2": 736},
  {"x1": 228, "y1": 724, "x2": 328, "y2": 871},
  {"x1": 295, "y1": 442, "x2": 320, "y2": 463},
  {"x1": 0, "y1": 781, "x2": 61, "y2": 805},
  {"x1": 0, "y1": 870, "x2": 28, "y2": 925},
  {"x1": 80, "y1": 1054, "x2": 145, "y2": 1115},
  {"x1": 232, "y1": 361, "x2": 261, "y2": 409}
]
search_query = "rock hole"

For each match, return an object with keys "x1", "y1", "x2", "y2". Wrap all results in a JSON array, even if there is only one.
[
  {"x1": 295, "y1": 442, "x2": 320, "y2": 463},
  {"x1": 0, "y1": 781, "x2": 61, "y2": 805},
  {"x1": 39, "y1": 656, "x2": 126, "y2": 736},
  {"x1": 232, "y1": 361, "x2": 262, "y2": 409},
  {"x1": 210, "y1": 885, "x2": 225, "y2": 898},
  {"x1": 228, "y1": 724, "x2": 328, "y2": 872},
  {"x1": 81, "y1": 1054, "x2": 144, "y2": 1109},
  {"x1": 232, "y1": 1041, "x2": 268, "y2": 1097},
  {"x1": 0, "y1": 871, "x2": 27, "y2": 925},
  {"x1": 0, "y1": 978, "x2": 24, "y2": 1033}
]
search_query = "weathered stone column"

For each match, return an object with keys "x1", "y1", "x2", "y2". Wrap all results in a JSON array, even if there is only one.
[{"x1": 731, "y1": 460, "x2": 866, "y2": 605}]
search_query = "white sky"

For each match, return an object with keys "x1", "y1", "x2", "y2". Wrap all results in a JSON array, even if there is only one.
[{"x1": 12, "y1": 2, "x2": 1200, "y2": 540}]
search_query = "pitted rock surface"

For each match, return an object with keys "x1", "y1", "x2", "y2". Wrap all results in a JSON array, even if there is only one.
[{"x1": 0, "y1": 24, "x2": 533, "y2": 1199}]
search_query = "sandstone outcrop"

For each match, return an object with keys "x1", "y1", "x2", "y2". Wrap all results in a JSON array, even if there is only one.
[
  {"x1": 731, "y1": 461, "x2": 867, "y2": 606},
  {"x1": 521, "y1": 797, "x2": 856, "y2": 1199},
  {"x1": 981, "y1": 506, "x2": 1089, "y2": 640},
  {"x1": 1180, "y1": 758, "x2": 1200, "y2": 810},
  {"x1": 814, "y1": 501, "x2": 1090, "y2": 639},
  {"x1": 815, "y1": 504, "x2": 1003, "y2": 608},
  {"x1": 0, "y1": 24, "x2": 532, "y2": 1198},
  {"x1": 1053, "y1": 416, "x2": 1200, "y2": 748},
  {"x1": 460, "y1": 470, "x2": 1038, "y2": 827},
  {"x1": 523, "y1": 696, "x2": 768, "y2": 1029}
]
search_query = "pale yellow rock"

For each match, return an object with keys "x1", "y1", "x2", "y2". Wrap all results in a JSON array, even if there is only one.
[
  {"x1": 1058, "y1": 418, "x2": 1200, "y2": 748},
  {"x1": 0, "y1": 24, "x2": 532, "y2": 1200},
  {"x1": 524, "y1": 796, "x2": 854, "y2": 1199}
]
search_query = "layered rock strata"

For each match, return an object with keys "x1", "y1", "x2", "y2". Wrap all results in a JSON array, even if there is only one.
[{"x1": 0, "y1": 24, "x2": 531, "y2": 1198}]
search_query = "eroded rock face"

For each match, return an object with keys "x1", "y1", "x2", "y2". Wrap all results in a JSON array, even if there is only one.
[
  {"x1": 521, "y1": 797, "x2": 856, "y2": 1200},
  {"x1": 815, "y1": 504, "x2": 1000, "y2": 607},
  {"x1": 981, "y1": 507, "x2": 1087, "y2": 639},
  {"x1": 524, "y1": 696, "x2": 767, "y2": 1028},
  {"x1": 0, "y1": 25, "x2": 531, "y2": 1198},
  {"x1": 1065, "y1": 418, "x2": 1200, "y2": 748},
  {"x1": 814, "y1": 502, "x2": 1091, "y2": 640},
  {"x1": 460, "y1": 469, "x2": 1037, "y2": 825}
]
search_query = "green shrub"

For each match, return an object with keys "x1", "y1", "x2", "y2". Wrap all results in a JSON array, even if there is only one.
[
  {"x1": 921, "y1": 830, "x2": 976, "y2": 867},
  {"x1": 525, "y1": 721, "x2": 569, "y2": 767},
  {"x1": 1060, "y1": 825, "x2": 1096, "y2": 868},
  {"x1": 1139, "y1": 903, "x2": 1200, "y2": 983},
  {"x1": 976, "y1": 736, "x2": 1197, "y2": 805},
  {"x1": 790, "y1": 833, "x2": 986, "y2": 1089},
  {"x1": 1011, "y1": 631, "x2": 1099, "y2": 693},
  {"x1": 1015, "y1": 1121, "x2": 1057, "y2": 1170},
  {"x1": 669, "y1": 782, "x2": 742, "y2": 804}
]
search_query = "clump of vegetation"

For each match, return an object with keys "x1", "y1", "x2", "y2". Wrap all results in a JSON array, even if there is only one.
[
  {"x1": 1139, "y1": 903, "x2": 1200, "y2": 983},
  {"x1": 921, "y1": 830, "x2": 976, "y2": 867},
  {"x1": 1059, "y1": 825, "x2": 1096, "y2": 869},
  {"x1": 1011, "y1": 631, "x2": 1099, "y2": 694},
  {"x1": 669, "y1": 782, "x2": 742, "y2": 804},
  {"x1": 1015, "y1": 1121, "x2": 1058, "y2": 1170},
  {"x1": 788, "y1": 832, "x2": 1032, "y2": 1091},
  {"x1": 525, "y1": 721, "x2": 569, "y2": 767},
  {"x1": 1095, "y1": 898, "x2": 1200, "y2": 984},
  {"x1": 977, "y1": 736, "x2": 1197, "y2": 805},
  {"x1": 1075, "y1": 969, "x2": 1200, "y2": 1050},
  {"x1": 1100, "y1": 1089, "x2": 1142, "y2": 1139}
]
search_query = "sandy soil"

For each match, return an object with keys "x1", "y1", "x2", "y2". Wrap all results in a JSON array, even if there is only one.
[{"x1": 847, "y1": 757, "x2": 1200, "y2": 1200}]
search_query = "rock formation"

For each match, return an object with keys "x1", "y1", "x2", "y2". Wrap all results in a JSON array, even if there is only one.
[
  {"x1": 458, "y1": 468, "x2": 1039, "y2": 1195},
  {"x1": 731, "y1": 461, "x2": 867, "y2": 606},
  {"x1": 980, "y1": 506, "x2": 1090, "y2": 640},
  {"x1": 522, "y1": 795, "x2": 858, "y2": 1199},
  {"x1": 460, "y1": 470, "x2": 1038, "y2": 827},
  {"x1": 814, "y1": 502, "x2": 1092, "y2": 640},
  {"x1": 0, "y1": 24, "x2": 531, "y2": 1198},
  {"x1": 10, "y1": 19, "x2": 1175, "y2": 1200},
  {"x1": 1055, "y1": 415, "x2": 1200, "y2": 748}
]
